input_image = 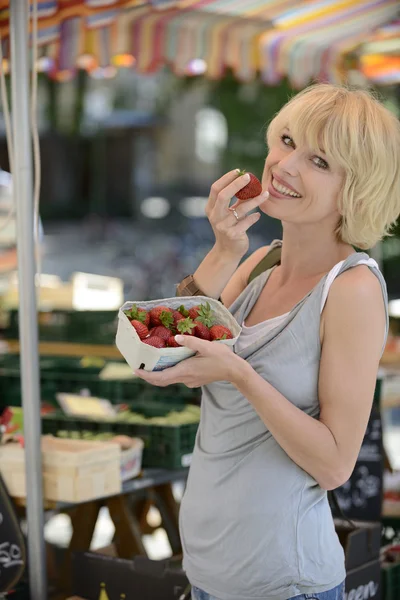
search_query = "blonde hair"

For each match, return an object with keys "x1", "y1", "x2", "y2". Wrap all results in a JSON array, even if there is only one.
[{"x1": 267, "y1": 84, "x2": 400, "y2": 249}]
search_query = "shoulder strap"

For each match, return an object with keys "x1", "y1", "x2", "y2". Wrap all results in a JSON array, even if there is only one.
[{"x1": 247, "y1": 244, "x2": 282, "y2": 285}]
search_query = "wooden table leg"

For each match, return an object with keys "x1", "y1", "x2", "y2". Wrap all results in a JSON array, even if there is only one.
[
  {"x1": 153, "y1": 482, "x2": 182, "y2": 555},
  {"x1": 107, "y1": 495, "x2": 147, "y2": 559},
  {"x1": 60, "y1": 500, "x2": 101, "y2": 593},
  {"x1": 133, "y1": 494, "x2": 156, "y2": 535}
]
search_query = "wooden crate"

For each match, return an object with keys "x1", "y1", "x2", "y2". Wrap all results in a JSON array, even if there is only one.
[{"x1": 0, "y1": 436, "x2": 121, "y2": 503}]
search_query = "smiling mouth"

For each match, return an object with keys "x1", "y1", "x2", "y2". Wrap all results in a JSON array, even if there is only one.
[{"x1": 271, "y1": 177, "x2": 301, "y2": 198}]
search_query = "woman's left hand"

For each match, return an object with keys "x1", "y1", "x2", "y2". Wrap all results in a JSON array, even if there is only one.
[{"x1": 133, "y1": 335, "x2": 243, "y2": 388}]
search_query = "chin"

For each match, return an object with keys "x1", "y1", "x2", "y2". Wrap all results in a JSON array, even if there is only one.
[{"x1": 259, "y1": 199, "x2": 286, "y2": 220}]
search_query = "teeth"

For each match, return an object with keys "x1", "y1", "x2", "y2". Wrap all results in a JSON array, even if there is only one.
[{"x1": 272, "y1": 178, "x2": 300, "y2": 198}]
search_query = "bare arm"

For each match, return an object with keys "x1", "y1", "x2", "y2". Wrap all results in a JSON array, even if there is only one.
[{"x1": 232, "y1": 266, "x2": 385, "y2": 490}]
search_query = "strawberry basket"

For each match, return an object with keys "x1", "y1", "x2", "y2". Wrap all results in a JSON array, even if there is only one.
[{"x1": 116, "y1": 296, "x2": 242, "y2": 372}]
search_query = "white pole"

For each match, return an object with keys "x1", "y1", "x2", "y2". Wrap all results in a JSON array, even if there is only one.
[{"x1": 9, "y1": 2, "x2": 47, "y2": 598}]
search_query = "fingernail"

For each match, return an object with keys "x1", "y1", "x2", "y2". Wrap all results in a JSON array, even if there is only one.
[
  {"x1": 244, "y1": 174, "x2": 250, "y2": 182},
  {"x1": 261, "y1": 190, "x2": 269, "y2": 198},
  {"x1": 175, "y1": 335, "x2": 185, "y2": 343}
]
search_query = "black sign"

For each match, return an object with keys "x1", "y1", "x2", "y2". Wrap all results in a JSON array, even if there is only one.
[
  {"x1": 333, "y1": 407, "x2": 383, "y2": 521},
  {"x1": 0, "y1": 475, "x2": 25, "y2": 593},
  {"x1": 345, "y1": 559, "x2": 381, "y2": 600}
]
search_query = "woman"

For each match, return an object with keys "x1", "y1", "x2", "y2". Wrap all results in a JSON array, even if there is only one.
[{"x1": 134, "y1": 84, "x2": 400, "y2": 600}]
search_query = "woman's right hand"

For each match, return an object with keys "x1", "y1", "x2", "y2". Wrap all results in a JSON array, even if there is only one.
[{"x1": 206, "y1": 169, "x2": 269, "y2": 260}]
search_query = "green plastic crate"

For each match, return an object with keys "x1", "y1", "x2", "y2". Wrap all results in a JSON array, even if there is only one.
[
  {"x1": 41, "y1": 413, "x2": 199, "y2": 469},
  {"x1": 0, "y1": 355, "x2": 201, "y2": 409},
  {"x1": 4, "y1": 309, "x2": 118, "y2": 344},
  {"x1": 382, "y1": 562, "x2": 400, "y2": 600}
]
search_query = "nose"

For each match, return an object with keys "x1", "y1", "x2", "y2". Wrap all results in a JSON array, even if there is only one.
[{"x1": 278, "y1": 149, "x2": 300, "y2": 177}]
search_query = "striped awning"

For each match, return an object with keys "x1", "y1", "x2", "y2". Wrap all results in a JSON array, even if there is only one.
[
  {"x1": 0, "y1": 0, "x2": 399, "y2": 86},
  {"x1": 357, "y1": 19, "x2": 400, "y2": 84}
]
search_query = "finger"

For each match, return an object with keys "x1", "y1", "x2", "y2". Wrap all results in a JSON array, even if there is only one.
[
  {"x1": 219, "y1": 211, "x2": 262, "y2": 235},
  {"x1": 175, "y1": 334, "x2": 214, "y2": 354},
  {"x1": 211, "y1": 173, "x2": 252, "y2": 220},
  {"x1": 133, "y1": 369, "x2": 170, "y2": 387},
  {"x1": 207, "y1": 169, "x2": 243, "y2": 214},
  {"x1": 230, "y1": 190, "x2": 270, "y2": 214}
]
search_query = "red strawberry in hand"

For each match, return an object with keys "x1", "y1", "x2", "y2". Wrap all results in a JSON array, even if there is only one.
[
  {"x1": 149, "y1": 306, "x2": 173, "y2": 328},
  {"x1": 235, "y1": 170, "x2": 262, "y2": 201},
  {"x1": 131, "y1": 319, "x2": 149, "y2": 340},
  {"x1": 142, "y1": 336, "x2": 165, "y2": 348},
  {"x1": 210, "y1": 324, "x2": 233, "y2": 341}
]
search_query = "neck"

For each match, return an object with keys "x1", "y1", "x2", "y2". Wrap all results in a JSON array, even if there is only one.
[{"x1": 278, "y1": 223, "x2": 354, "y2": 284}]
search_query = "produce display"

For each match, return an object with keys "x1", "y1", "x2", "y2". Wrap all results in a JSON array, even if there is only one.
[
  {"x1": 235, "y1": 170, "x2": 262, "y2": 201},
  {"x1": 55, "y1": 405, "x2": 201, "y2": 440},
  {"x1": 124, "y1": 301, "x2": 233, "y2": 349}
]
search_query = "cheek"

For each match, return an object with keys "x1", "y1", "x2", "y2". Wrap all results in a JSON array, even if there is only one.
[{"x1": 262, "y1": 153, "x2": 274, "y2": 186}]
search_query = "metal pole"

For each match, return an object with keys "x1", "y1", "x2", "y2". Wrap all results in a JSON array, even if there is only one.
[{"x1": 9, "y1": 2, "x2": 47, "y2": 598}]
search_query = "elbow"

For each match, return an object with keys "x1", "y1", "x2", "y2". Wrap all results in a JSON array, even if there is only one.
[{"x1": 316, "y1": 467, "x2": 351, "y2": 492}]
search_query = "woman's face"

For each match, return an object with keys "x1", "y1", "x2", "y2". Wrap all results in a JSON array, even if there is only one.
[{"x1": 260, "y1": 125, "x2": 344, "y2": 231}]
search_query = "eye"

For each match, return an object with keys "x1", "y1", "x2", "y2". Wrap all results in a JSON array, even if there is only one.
[
  {"x1": 312, "y1": 156, "x2": 329, "y2": 170},
  {"x1": 280, "y1": 134, "x2": 295, "y2": 148}
]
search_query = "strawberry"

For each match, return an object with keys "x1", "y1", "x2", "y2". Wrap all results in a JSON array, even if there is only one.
[
  {"x1": 194, "y1": 302, "x2": 215, "y2": 328},
  {"x1": 142, "y1": 336, "x2": 165, "y2": 348},
  {"x1": 193, "y1": 322, "x2": 211, "y2": 341},
  {"x1": 176, "y1": 317, "x2": 196, "y2": 336},
  {"x1": 188, "y1": 306, "x2": 201, "y2": 320},
  {"x1": 172, "y1": 310, "x2": 185, "y2": 328},
  {"x1": 210, "y1": 324, "x2": 233, "y2": 341},
  {"x1": 167, "y1": 336, "x2": 180, "y2": 348},
  {"x1": 130, "y1": 319, "x2": 149, "y2": 340},
  {"x1": 235, "y1": 170, "x2": 262, "y2": 201},
  {"x1": 149, "y1": 306, "x2": 173, "y2": 328},
  {"x1": 125, "y1": 304, "x2": 150, "y2": 327},
  {"x1": 149, "y1": 325, "x2": 172, "y2": 341}
]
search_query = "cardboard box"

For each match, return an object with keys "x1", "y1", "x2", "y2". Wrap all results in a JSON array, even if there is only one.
[
  {"x1": 116, "y1": 296, "x2": 242, "y2": 372},
  {"x1": 335, "y1": 519, "x2": 381, "y2": 600},
  {"x1": 72, "y1": 552, "x2": 189, "y2": 600},
  {"x1": 335, "y1": 519, "x2": 381, "y2": 570},
  {"x1": 0, "y1": 436, "x2": 121, "y2": 502}
]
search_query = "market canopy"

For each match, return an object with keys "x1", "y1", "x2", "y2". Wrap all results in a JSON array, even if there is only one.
[{"x1": 0, "y1": 1, "x2": 399, "y2": 86}]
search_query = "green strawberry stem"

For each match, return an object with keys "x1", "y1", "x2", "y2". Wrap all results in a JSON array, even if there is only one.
[
  {"x1": 178, "y1": 305, "x2": 190, "y2": 317},
  {"x1": 195, "y1": 301, "x2": 216, "y2": 328},
  {"x1": 159, "y1": 310, "x2": 174, "y2": 329},
  {"x1": 177, "y1": 317, "x2": 196, "y2": 334}
]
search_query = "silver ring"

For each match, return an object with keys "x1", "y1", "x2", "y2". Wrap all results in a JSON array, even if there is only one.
[{"x1": 232, "y1": 208, "x2": 240, "y2": 222}]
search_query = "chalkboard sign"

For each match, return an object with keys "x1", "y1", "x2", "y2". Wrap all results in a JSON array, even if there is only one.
[
  {"x1": 0, "y1": 474, "x2": 25, "y2": 593},
  {"x1": 332, "y1": 407, "x2": 383, "y2": 522}
]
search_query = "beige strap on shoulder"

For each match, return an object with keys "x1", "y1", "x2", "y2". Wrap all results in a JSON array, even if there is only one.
[{"x1": 247, "y1": 244, "x2": 282, "y2": 285}]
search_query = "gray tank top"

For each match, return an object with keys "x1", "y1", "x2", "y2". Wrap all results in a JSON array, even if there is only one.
[{"x1": 179, "y1": 240, "x2": 389, "y2": 600}]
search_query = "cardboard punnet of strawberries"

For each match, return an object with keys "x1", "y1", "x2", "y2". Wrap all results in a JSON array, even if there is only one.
[{"x1": 116, "y1": 296, "x2": 242, "y2": 372}]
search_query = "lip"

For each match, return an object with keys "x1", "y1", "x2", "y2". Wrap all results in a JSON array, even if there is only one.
[{"x1": 271, "y1": 173, "x2": 302, "y2": 197}]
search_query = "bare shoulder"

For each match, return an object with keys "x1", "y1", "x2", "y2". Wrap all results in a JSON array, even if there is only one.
[
  {"x1": 322, "y1": 264, "x2": 386, "y2": 352},
  {"x1": 221, "y1": 245, "x2": 271, "y2": 308},
  {"x1": 329, "y1": 264, "x2": 384, "y2": 306}
]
